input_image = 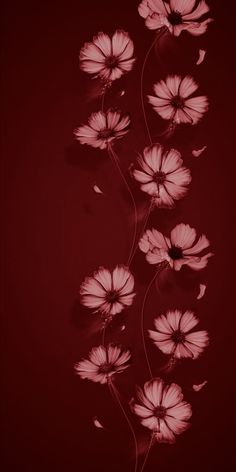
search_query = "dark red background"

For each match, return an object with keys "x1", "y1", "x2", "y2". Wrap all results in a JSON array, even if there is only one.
[{"x1": 2, "y1": 1, "x2": 235, "y2": 471}]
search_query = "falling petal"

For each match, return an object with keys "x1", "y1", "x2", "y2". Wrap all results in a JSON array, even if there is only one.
[
  {"x1": 93, "y1": 416, "x2": 105, "y2": 429},
  {"x1": 192, "y1": 146, "x2": 207, "y2": 157},
  {"x1": 121, "y1": 324, "x2": 126, "y2": 331},
  {"x1": 196, "y1": 49, "x2": 206, "y2": 65},
  {"x1": 93, "y1": 184, "x2": 103, "y2": 194},
  {"x1": 197, "y1": 283, "x2": 207, "y2": 300},
  {"x1": 120, "y1": 90, "x2": 125, "y2": 96},
  {"x1": 193, "y1": 381, "x2": 208, "y2": 392}
]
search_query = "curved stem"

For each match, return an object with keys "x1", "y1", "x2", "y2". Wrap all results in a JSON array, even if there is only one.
[
  {"x1": 141, "y1": 271, "x2": 158, "y2": 378},
  {"x1": 140, "y1": 28, "x2": 167, "y2": 144},
  {"x1": 108, "y1": 145, "x2": 138, "y2": 268},
  {"x1": 129, "y1": 199, "x2": 153, "y2": 267},
  {"x1": 101, "y1": 89, "x2": 106, "y2": 112},
  {"x1": 140, "y1": 432, "x2": 154, "y2": 472},
  {"x1": 108, "y1": 379, "x2": 138, "y2": 472}
]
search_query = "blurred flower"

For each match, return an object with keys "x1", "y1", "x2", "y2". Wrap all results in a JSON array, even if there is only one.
[
  {"x1": 148, "y1": 75, "x2": 208, "y2": 124},
  {"x1": 139, "y1": 223, "x2": 213, "y2": 270},
  {"x1": 138, "y1": 0, "x2": 212, "y2": 36},
  {"x1": 75, "y1": 344, "x2": 131, "y2": 384},
  {"x1": 130, "y1": 377, "x2": 192, "y2": 443},
  {"x1": 79, "y1": 30, "x2": 135, "y2": 82},
  {"x1": 149, "y1": 309, "x2": 209, "y2": 358},
  {"x1": 74, "y1": 109, "x2": 130, "y2": 149},
  {"x1": 133, "y1": 143, "x2": 191, "y2": 208},
  {"x1": 80, "y1": 265, "x2": 135, "y2": 317}
]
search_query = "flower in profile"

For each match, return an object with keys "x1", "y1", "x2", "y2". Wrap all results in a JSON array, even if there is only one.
[
  {"x1": 130, "y1": 378, "x2": 192, "y2": 443},
  {"x1": 79, "y1": 30, "x2": 135, "y2": 83},
  {"x1": 75, "y1": 344, "x2": 131, "y2": 384},
  {"x1": 139, "y1": 223, "x2": 213, "y2": 270},
  {"x1": 80, "y1": 265, "x2": 135, "y2": 318},
  {"x1": 148, "y1": 75, "x2": 208, "y2": 125},
  {"x1": 133, "y1": 144, "x2": 191, "y2": 208},
  {"x1": 138, "y1": 0, "x2": 213, "y2": 37},
  {"x1": 74, "y1": 109, "x2": 130, "y2": 149},
  {"x1": 149, "y1": 310, "x2": 209, "y2": 358}
]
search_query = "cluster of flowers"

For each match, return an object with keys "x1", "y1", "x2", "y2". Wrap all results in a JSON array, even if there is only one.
[{"x1": 74, "y1": 0, "x2": 213, "y2": 453}]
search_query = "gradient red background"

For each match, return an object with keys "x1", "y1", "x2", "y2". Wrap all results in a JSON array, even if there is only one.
[{"x1": 2, "y1": 1, "x2": 235, "y2": 471}]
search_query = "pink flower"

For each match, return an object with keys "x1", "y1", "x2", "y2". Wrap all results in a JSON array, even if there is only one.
[
  {"x1": 79, "y1": 30, "x2": 135, "y2": 82},
  {"x1": 75, "y1": 344, "x2": 131, "y2": 384},
  {"x1": 149, "y1": 310, "x2": 209, "y2": 358},
  {"x1": 130, "y1": 378, "x2": 192, "y2": 443},
  {"x1": 139, "y1": 223, "x2": 213, "y2": 270},
  {"x1": 74, "y1": 109, "x2": 130, "y2": 149},
  {"x1": 148, "y1": 75, "x2": 208, "y2": 125},
  {"x1": 138, "y1": 0, "x2": 213, "y2": 37},
  {"x1": 133, "y1": 144, "x2": 191, "y2": 208},
  {"x1": 80, "y1": 265, "x2": 135, "y2": 318}
]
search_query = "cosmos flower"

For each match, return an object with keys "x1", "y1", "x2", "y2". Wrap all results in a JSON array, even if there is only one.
[
  {"x1": 80, "y1": 265, "x2": 135, "y2": 317},
  {"x1": 139, "y1": 223, "x2": 213, "y2": 270},
  {"x1": 138, "y1": 0, "x2": 213, "y2": 37},
  {"x1": 133, "y1": 143, "x2": 191, "y2": 208},
  {"x1": 79, "y1": 30, "x2": 135, "y2": 82},
  {"x1": 75, "y1": 344, "x2": 131, "y2": 384},
  {"x1": 149, "y1": 309, "x2": 209, "y2": 359},
  {"x1": 74, "y1": 109, "x2": 131, "y2": 149},
  {"x1": 148, "y1": 75, "x2": 208, "y2": 125},
  {"x1": 130, "y1": 377, "x2": 192, "y2": 443}
]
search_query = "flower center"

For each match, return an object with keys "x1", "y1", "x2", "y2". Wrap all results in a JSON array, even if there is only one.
[
  {"x1": 168, "y1": 11, "x2": 182, "y2": 26},
  {"x1": 99, "y1": 363, "x2": 112, "y2": 373},
  {"x1": 105, "y1": 55, "x2": 118, "y2": 68},
  {"x1": 171, "y1": 330, "x2": 185, "y2": 343},
  {"x1": 171, "y1": 95, "x2": 185, "y2": 109},
  {"x1": 153, "y1": 171, "x2": 166, "y2": 184},
  {"x1": 153, "y1": 405, "x2": 166, "y2": 419},
  {"x1": 98, "y1": 128, "x2": 114, "y2": 140},
  {"x1": 168, "y1": 246, "x2": 183, "y2": 260},
  {"x1": 106, "y1": 290, "x2": 119, "y2": 303}
]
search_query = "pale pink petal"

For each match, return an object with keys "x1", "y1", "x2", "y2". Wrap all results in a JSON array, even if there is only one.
[
  {"x1": 80, "y1": 42, "x2": 105, "y2": 63},
  {"x1": 154, "y1": 315, "x2": 173, "y2": 334},
  {"x1": 132, "y1": 404, "x2": 153, "y2": 418},
  {"x1": 166, "y1": 309, "x2": 182, "y2": 331},
  {"x1": 192, "y1": 380, "x2": 207, "y2": 391},
  {"x1": 184, "y1": 234, "x2": 210, "y2": 255},
  {"x1": 93, "y1": 184, "x2": 103, "y2": 194},
  {"x1": 179, "y1": 76, "x2": 198, "y2": 98},
  {"x1": 148, "y1": 329, "x2": 171, "y2": 341},
  {"x1": 185, "y1": 252, "x2": 213, "y2": 270},
  {"x1": 185, "y1": 330, "x2": 209, "y2": 349},
  {"x1": 141, "y1": 182, "x2": 158, "y2": 195},
  {"x1": 80, "y1": 60, "x2": 105, "y2": 74},
  {"x1": 133, "y1": 170, "x2": 153, "y2": 184},
  {"x1": 146, "y1": 228, "x2": 170, "y2": 250},
  {"x1": 192, "y1": 145, "x2": 207, "y2": 157},
  {"x1": 180, "y1": 310, "x2": 198, "y2": 332},
  {"x1": 170, "y1": 223, "x2": 196, "y2": 249},
  {"x1": 94, "y1": 268, "x2": 112, "y2": 291},
  {"x1": 170, "y1": 0, "x2": 196, "y2": 15},
  {"x1": 148, "y1": 0, "x2": 170, "y2": 14},
  {"x1": 165, "y1": 416, "x2": 190, "y2": 434},
  {"x1": 80, "y1": 294, "x2": 106, "y2": 310},
  {"x1": 93, "y1": 32, "x2": 111, "y2": 56},
  {"x1": 184, "y1": 18, "x2": 213, "y2": 36},
  {"x1": 141, "y1": 415, "x2": 160, "y2": 430},
  {"x1": 146, "y1": 13, "x2": 167, "y2": 30},
  {"x1": 152, "y1": 339, "x2": 175, "y2": 355},
  {"x1": 196, "y1": 49, "x2": 206, "y2": 65},
  {"x1": 167, "y1": 400, "x2": 192, "y2": 420},
  {"x1": 166, "y1": 75, "x2": 182, "y2": 97},
  {"x1": 88, "y1": 111, "x2": 106, "y2": 131},
  {"x1": 164, "y1": 182, "x2": 188, "y2": 201},
  {"x1": 144, "y1": 378, "x2": 164, "y2": 407},
  {"x1": 161, "y1": 148, "x2": 182, "y2": 174},
  {"x1": 144, "y1": 144, "x2": 164, "y2": 172},
  {"x1": 183, "y1": 0, "x2": 210, "y2": 20},
  {"x1": 155, "y1": 421, "x2": 176, "y2": 443},
  {"x1": 162, "y1": 383, "x2": 183, "y2": 408},
  {"x1": 154, "y1": 80, "x2": 173, "y2": 99},
  {"x1": 174, "y1": 343, "x2": 193, "y2": 358},
  {"x1": 90, "y1": 346, "x2": 107, "y2": 365},
  {"x1": 93, "y1": 417, "x2": 105, "y2": 429},
  {"x1": 112, "y1": 30, "x2": 133, "y2": 58},
  {"x1": 197, "y1": 283, "x2": 207, "y2": 300},
  {"x1": 138, "y1": 0, "x2": 151, "y2": 18},
  {"x1": 184, "y1": 96, "x2": 209, "y2": 114},
  {"x1": 80, "y1": 276, "x2": 107, "y2": 297},
  {"x1": 119, "y1": 293, "x2": 136, "y2": 306}
]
